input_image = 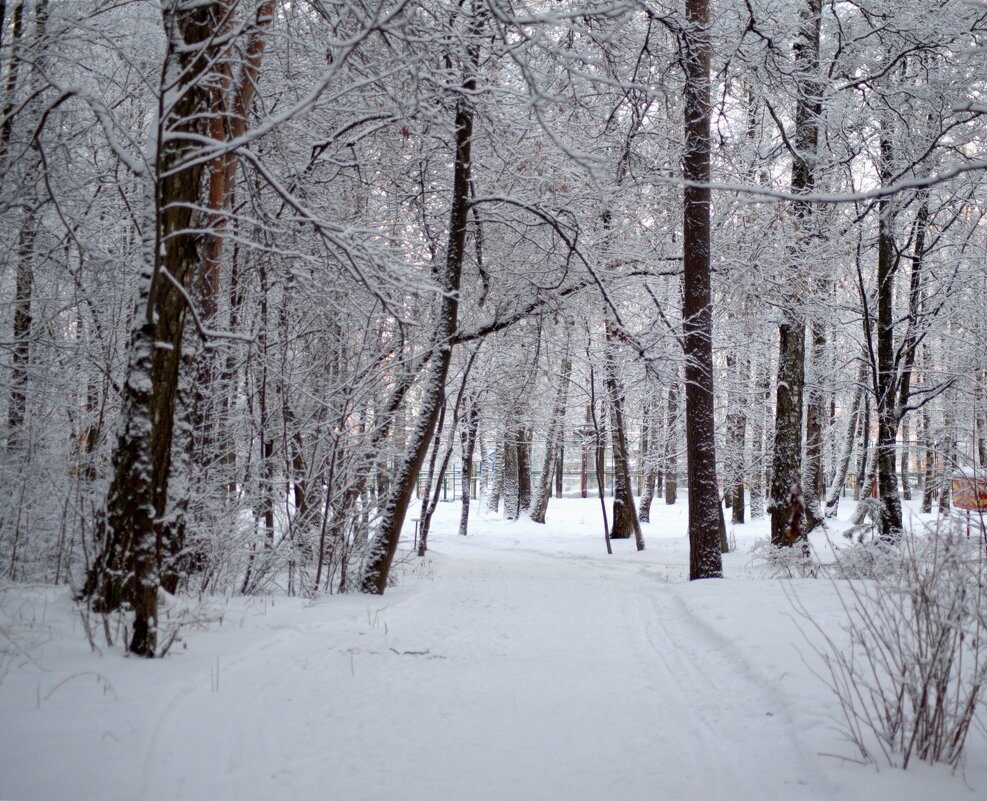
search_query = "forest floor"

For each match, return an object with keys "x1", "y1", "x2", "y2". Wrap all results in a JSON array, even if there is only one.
[{"x1": 2, "y1": 496, "x2": 987, "y2": 801}]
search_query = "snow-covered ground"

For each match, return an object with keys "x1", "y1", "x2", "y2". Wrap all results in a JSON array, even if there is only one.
[{"x1": 2, "y1": 497, "x2": 986, "y2": 801}]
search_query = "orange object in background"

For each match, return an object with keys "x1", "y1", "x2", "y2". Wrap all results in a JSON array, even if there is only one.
[{"x1": 951, "y1": 473, "x2": 987, "y2": 511}]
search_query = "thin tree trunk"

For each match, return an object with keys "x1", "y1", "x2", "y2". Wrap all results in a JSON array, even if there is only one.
[
  {"x1": 516, "y1": 426, "x2": 531, "y2": 513},
  {"x1": 361, "y1": 11, "x2": 481, "y2": 591},
  {"x1": 803, "y1": 322, "x2": 826, "y2": 531},
  {"x1": 725, "y1": 353, "x2": 748, "y2": 525},
  {"x1": 921, "y1": 405, "x2": 936, "y2": 513},
  {"x1": 638, "y1": 392, "x2": 659, "y2": 523},
  {"x1": 938, "y1": 391, "x2": 955, "y2": 514},
  {"x1": 7, "y1": 213, "x2": 35, "y2": 449},
  {"x1": 530, "y1": 329, "x2": 572, "y2": 524},
  {"x1": 900, "y1": 413, "x2": 911, "y2": 501},
  {"x1": 415, "y1": 397, "x2": 447, "y2": 553},
  {"x1": 664, "y1": 381, "x2": 678, "y2": 505},
  {"x1": 748, "y1": 358, "x2": 769, "y2": 518},
  {"x1": 486, "y1": 434, "x2": 504, "y2": 514},
  {"x1": 458, "y1": 396, "x2": 480, "y2": 536},
  {"x1": 825, "y1": 359, "x2": 865, "y2": 516}
]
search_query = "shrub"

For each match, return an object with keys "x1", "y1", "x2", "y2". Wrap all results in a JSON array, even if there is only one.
[{"x1": 794, "y1": 520, "x2": 987, "y2": 769}]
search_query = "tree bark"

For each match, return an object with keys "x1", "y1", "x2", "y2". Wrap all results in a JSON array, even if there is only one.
[
  {"x1": 530, "y1": 328, "x2": 572, "y2": 524},
  {"x1": 825, "y1": 357, "x2": 865, "y2": 515},
  {"x1": 768, "y1": 0, "x2": 820, "y2": 548},
  {"x1": 637, "y1": 392, "x2": 659, "y2": 523},
  {"x1": 81, "y1": 0, "x2": 225, "y2": 656},
  {"x1": 724, "y1": 353, "x2": 747, "y2": 525},
  {"x1": 682, "y1": 0, "x2": 721, "y2": 579},
  {"x1": 664, "y1": 382, "x2": 678, "y2": 506},
  {"x1": 748, "y1": 358, "x2": 769, "y2": 518},
  {"x1": 361, "y1": 10, "x2": 480, "y2": 592},
  {"x1": 803, "y1": 322, "x2": 827, "y2": 530},
  {"x1": 458, "y1": 396, "x2": 480, "y2": 536}
]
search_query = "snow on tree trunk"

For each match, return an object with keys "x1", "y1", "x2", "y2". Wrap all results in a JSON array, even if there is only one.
[{"x1": 81, "y1": 0, "x2": 226, "y2": 656}]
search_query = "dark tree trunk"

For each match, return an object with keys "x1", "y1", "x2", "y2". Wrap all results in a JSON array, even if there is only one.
[
  {"x1": 516, "y1": 426, "x2": 531, "y2": 512},
  {"x1": 81, "y1": 0, "x2": 225, "y2": 656},
  {"x1": 920, "y1": 404, "x2": 935, "y2": 513},
  {"x1": 724, "y1": 353, "x2": 747, "y2": 525},
  {"x1": 530, "y1": 329, "x2": 572, "y2": 524},
  {"x1": 872, "y1": 175, "x2": 928, "y2": 539},
  {"x1": 900, "y1": 413, "x2": 911, "y2": 501},
  {"x1": 419, "y1": 349, "x2": 479, "y2": 553},
  {"x1": 605, "y1": 363, "x2": 644, "y2": 549},
  {"x1": 458, "y1": 397, "x2": 480, "y2": 536},
  {"x1": 7, "y1": 214, "x2": 35, "y2": 449},
  {"x1": 416, "y1": 398, "x2": 447, "y2": 554},
  {"x1": 361, "y1": 8, "x2": 482, "y2": 593},
  {"x1": 803, "y1": 322, "x2": 827, "y2": 531},
  {"x1": 503, "y1": 432, "x2": 520, "y2": 521},
  {"x1": 682, "y1": 0, "x2": 721, "y2": 579},
  {"x1": 938, "y1": 389, "x2": 955, "y2": 514},
  {"x1": 768, "y1": 0, "x2": 820, "y2": 548},
  {"x1": 604, "y1": 321, "x2": 640, "y2": 545},
  {"x1": 769, "y1": 320, "x2": 806, "y2": 547},
  {"x1": 749, "y1": 359, "x2": 769, "y2": 518},
  {"x1": 638, "y1": 392, "x2": 659, "y2": 523},
  {"x1": 874, "y1": 134, "x2": 903, "y2": 540},
  {"x1": 664, "y1": 382, "x2": 678, "y2": 506}
]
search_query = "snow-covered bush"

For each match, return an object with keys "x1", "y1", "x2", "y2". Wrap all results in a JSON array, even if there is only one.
[
  {"x1": 822, "y1": 538, "x2": 902, "y2": 580},
  {"x1": 749, "y1": 538, "x2": 818, "y2": 578},
  {"x1": 798, "y1": 521, "x2": 987, "y2": 769}
]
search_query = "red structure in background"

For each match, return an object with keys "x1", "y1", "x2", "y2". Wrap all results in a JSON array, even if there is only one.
[
  {"x1": 950, "y1": 472, "x2": 987, "y2": 539},
  {"x1": 951, "y1": 473, "x2": 987, "y2": 512}
]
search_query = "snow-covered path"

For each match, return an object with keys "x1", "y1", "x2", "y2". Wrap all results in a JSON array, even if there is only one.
[
  {"x1": 2, "y1": 499, "x2": 986, "y2": 800},
  {"x1": 141, "y1": 541, "x2": 826, "y2": 801}
]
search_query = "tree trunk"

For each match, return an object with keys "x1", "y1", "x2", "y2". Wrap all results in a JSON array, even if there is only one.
[
  {"x1": 516, "y1": 426, "x2": 531, "y2": 513},
  {"x1": 873, "y1": 132, "x2": 903, "y2": 540},
  {"x1": 938, "y1": 390, "x2": 955, "y2": 514},
  {"x1": 458, "y1": 397, "x2": 480, "y2": 536},
  {"x1": 503, "y1": 431, "x2": 520, "y2": 520},
  {"x1": 682, "y1": 0, "x2": 721, "y2": 579},
  {"x1": 900, "y1": 413, "x2": 911, "y2": 501},
  {"x1": 604, "y1": 322, "x2": 640, "y2": 544},
  {"x1": 825, "y1": 358, "x2": 865, "y2": 516},
  {"x1": 415, "y1": 397, "x2": 447, "y2": 554},
  {"x1": 920, "y1": 405, "x2": 936, "y2": 513},
  {"x1": 638, "y1": 393, "x2": 659, "y2": 523},
  {"x1": 360, "y1": 45, "x2": 477, "y2": 591},
  {"x1": 486, "y1": 434, "x2": 504, "y2": 514},
  {"x1": 81, "y1": 0, "x2": 225, "y2": 656},
  {"x1": 768, "y1": 0, "x2": 820, "y2": 548},
  {"x1": 664, "y1": 381, "x2": 678, "y2": 505},
  {"x1": 803, "y1": 322, "x2": 826, "y2": 531},
  {"x1": 748, "y1": 358, "x2": 769, "y2": 518},
  {"x1": 724, "y1": 353, "x2": 747, "y2": 525},
  {"x1": 7, "y1": 213, "x2": 35, "y2": 450},
  {"x1": 530, "y1": 329, "x2": 572, "y2": 524}
]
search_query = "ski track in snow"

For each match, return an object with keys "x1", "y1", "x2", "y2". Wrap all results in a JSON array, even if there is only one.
[
  {"x1": 138, "y1": 539, "x2": 830, "y2": 801},
  {"x1": 4, "y1": 500, "x2": 986, "y2": 801}
]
